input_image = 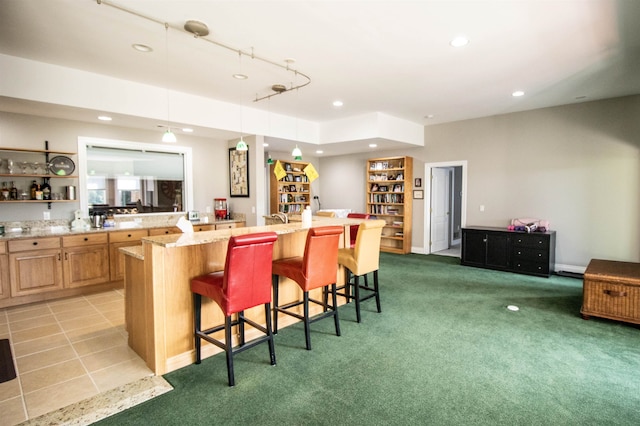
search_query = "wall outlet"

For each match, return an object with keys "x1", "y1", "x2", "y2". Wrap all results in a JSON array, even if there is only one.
[
  {"x1": 43, "y1": 211, "x2": 50, "y2": 220},
  {"x1": 479, "y1": 205, "x2": 485, "y2": 212}
]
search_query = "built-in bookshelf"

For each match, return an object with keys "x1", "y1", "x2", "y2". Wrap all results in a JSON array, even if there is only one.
[
  {"x1": 269, "y1": 160, "x2": 312, "y2": 214},
  {"x1": 366, "y1": 156, "x2": 413, "y2": 254}
]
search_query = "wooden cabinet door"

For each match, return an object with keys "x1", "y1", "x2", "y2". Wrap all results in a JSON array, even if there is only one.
[
  {"x1": 9, "y1": 249, "x2": 64, "y2": 296},
  {"x1": 63, "y1": 245, "x2": 110, "y2": 288},
  {"x1": 0, "y1": 254, "x2": 9, "y2": 300},
  {"x1": 109, "y1": 230, "x2": 148, "y2": 282}
]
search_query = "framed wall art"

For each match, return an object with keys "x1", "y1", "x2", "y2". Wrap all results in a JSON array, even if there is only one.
[
  {"x1": 229, "y1": 147, "x2": 249, "y2": 197},
  {"x1": 413, "y1": 190, "x2": 424, "y2": 199}
]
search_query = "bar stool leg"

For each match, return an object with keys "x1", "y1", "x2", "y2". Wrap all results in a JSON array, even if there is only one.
[
  {"x1": 331, "y1": 283, "x2": 341, "y2": 336},
  {"x1": 238, "y1": 310, "x2": 245, "y2": 346},
  {"x1": 224, "y1": 315, "x2": 235, "y2": 387},
  {"x1": 272, "y1": 275, "x2": 280, "y2": 334},
  {"x1": 264, "y1": 302, "x2": 276, "y2": 365},
  {"x1": 374, "y1": 270, "x2": 381, "y2": 313},
  {"x1": 354, "y1": 275, "x2": 362, "y2": 323},
  {"x1": 303, "y1": 292, "x2": 312, "y2": 350},
  {"x1": 193, "y1": 293, "x2": 202, "y2": 364}
]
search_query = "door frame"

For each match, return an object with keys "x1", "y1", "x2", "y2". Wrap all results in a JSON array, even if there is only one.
[{"x1": 423, "y1": 160, "x2": 468, "y2": 254}]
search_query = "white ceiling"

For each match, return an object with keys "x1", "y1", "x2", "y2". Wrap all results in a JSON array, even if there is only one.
[{"x1": 1, "y1": 0, "x2": 639, "y2": 156}]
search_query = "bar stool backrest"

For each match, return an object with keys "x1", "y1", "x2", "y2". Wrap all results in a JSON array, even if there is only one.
[
  {"x1": 223, "y1": 232, "x2": 278, "y2": 314},
  {"x1": 302, "y1": 226, "x2": 344, "y2": 290},
  {"x1": 353, "y1": 219, "x2": 386, "y2": 275},
  {"x1": 347, "y1": 213, "x2": 370, "y2": 247}
]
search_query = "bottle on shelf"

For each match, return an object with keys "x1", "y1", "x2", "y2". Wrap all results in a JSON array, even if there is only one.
[
  {"x1": 41, "y1": 180, "x2": 51, "y2": 200},
  {"x1": 30, "y1": 180, "x2": 39, "y2": 200},
  {"x1": 10, "y1": 181, "x2": 18, "y2": 200},
  {"x1": 1, "y1": 182, "x2": 8, "y2": 201}
]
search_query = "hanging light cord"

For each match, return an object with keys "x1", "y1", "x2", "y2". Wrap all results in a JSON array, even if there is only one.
[{"x1": 96, "y1": 0, "x2": 311, "y2": 103}]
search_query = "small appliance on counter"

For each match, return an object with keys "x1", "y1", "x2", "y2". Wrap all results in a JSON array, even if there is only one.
[
  {"x1": 214, "y1": 198, "x2": 227, "y2": 220},
  {"x1": 188, "y1": 210, "x2": 200, "y2": 222}
]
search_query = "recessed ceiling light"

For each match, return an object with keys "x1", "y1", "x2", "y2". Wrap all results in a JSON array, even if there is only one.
[
  {"x1": 369, "y1": 144, "x2": 377, "y2": 148},
  {"x1": 424, "y1": 114, "x2": 435, "y2": 119},
  {"x1": 450, "y1": 36, "x2": 469, "y2": 47},
  {"x1": 316, "y1": 150, "x2": 323, "y2": 154},
  {"x1": 132, "y1": 44, "x2": 153, "y2": 53},
  {"x1": 332, "y1": 100, "x2": 343, "y2": 107},
  {"x1": 233, "y1": 73, "x2": 248, "y2": 80},
  {"x1": 263, "y1": 143, "x2": 269, "y2": 147},
  {"x1": 512, "y1": 90, "x2": 525, "y2": 97},
  {"x1": 182, "y1": 128, "x2": 193, "y2": 133},
  {"x1": 97, "y1": 115, "x2": 112, "y2": 121}
]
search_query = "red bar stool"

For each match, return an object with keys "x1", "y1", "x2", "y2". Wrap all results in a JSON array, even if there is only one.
[
  {"x1": 346, "y1": 213, "x2": 370, "y2": 248},
  {"x1": 191, "y1": 232, "x2": 278, "y2": 387},
  {"x1": 272, "y1": 226, "x2": 344, "y2": 350},
  {"x1": 337, "y1": 220, "x2": 385, "y2": 322}
]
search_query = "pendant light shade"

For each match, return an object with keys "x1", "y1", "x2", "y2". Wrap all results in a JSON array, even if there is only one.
[
  {"x1": 236, "y1": 138, "x2": 248, "y2": 151},
  {"x1": 266, "y1": 154, "x2": 274, "y2": 165},
  {"x1": 162, "y1": 129, "x2": 177, "y2": 143},
  {"x1": 292, "y1": 145, "x2": 302, "y2": 160}
]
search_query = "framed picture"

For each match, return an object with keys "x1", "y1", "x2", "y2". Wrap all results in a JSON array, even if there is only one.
[
  {"x1": 413, "y1": 190, "x2": 424, "y2": 199},
  {"x1": 414, "y1": 178, "x2": 422, "y2": 187},
  {"x1": 229, "y1": 147, "x2": 249, "y2": 197}
]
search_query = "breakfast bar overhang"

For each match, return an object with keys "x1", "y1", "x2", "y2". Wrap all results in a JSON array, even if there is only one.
[{"x1": 121, "y1": 218, "x2": 364, "y2": 375}]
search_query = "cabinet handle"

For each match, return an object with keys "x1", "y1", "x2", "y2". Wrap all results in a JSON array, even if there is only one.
[
  {"x1": 128, "y1": 234, "x2": 132, "y2": 238},
  {"x1": 33, "y1": 241, "x2": 38, "y2": 246},
  {"x1": 65, "y1": 253, "x2": 68, "y2": 260},
  {"x1": 58, "y1": 253, "x2": 61, "y2": 261},
  {"x1": 517, "y1": 251, "x2": 521, "y2": 255},
  {"x1": 604, "y1": 290, "x2": 627, "y2": 297},
  {"x1": 84, "y1": 237, "x2": 89, "y2": 241}
]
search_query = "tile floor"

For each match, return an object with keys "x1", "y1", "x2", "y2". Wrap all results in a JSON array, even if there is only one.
[{"x1": 0, "y1": 289, "x2": 154, "y2": 425}]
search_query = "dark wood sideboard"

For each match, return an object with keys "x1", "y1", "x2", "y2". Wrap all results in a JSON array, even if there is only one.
[{"x1": 461, "y1": 227, "x2": 556, "y2": 277}]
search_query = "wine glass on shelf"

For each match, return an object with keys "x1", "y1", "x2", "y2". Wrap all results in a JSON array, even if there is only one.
[
  {"x1": 32, "y1": 161, "x2": 42, "y2": 175},
  {"x1": 7, "y1": 159, "x2": 15, "y2": 174},
  {"x1": 19, "y1": 161, "x2": 30, "y2": 174}
]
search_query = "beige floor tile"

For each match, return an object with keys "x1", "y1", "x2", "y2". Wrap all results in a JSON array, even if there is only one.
[
  {"x1": 101, "y1": 310, "x2": 125, "y2": 327},
  {"x1": 0, "y1": 312, "x2": 7, "y2": 325},
  {"x1": 86, "y1": 291, "x2": 123, "y2": 305},
  {"x1": 53, "y1": 305, "x2": 100, "y2": 322},
  {"x1": 81, "y1": 344, "x2": 140, "y2": 372},
  {"x1": 19, "y1": 359, "x2": 87, "y2": 394},
  {"x1": 48, "y1": 298, "x2": 91, "y2": 313},
  {"x1": 11, "y1": 324, "x2": 62, "y2": 344},
  {"x1": 12, "y1": 333, "x2": 67, "y2": 358},
  {"x1": 0, "y1": 396, "x2": 27, "y2": 426},
  {"x1": 92, "y1": 299, "x2": 123, "y2": 314},
  {"x1": 0, "y1": 377, "x2": 22, "y2": 402},
  {"x1": 72, "y1": 330, "x2": 127, "y2": 356},
  {"x1": 91, "y1": 357, "x2": 153, "y2": 393},
  {"x1": 24, "y1": 375, "x2": 98, "y2": 419},
  {"x1": 65, "y1": 321, "x2": 117, "y2": 342},
  {"x1": 16, "y1": 345, "x2": 77, "y2": 374},
  {"x1": 0, "y1": 323, "x2": 8, "y2": 338},
  {"x1": 6, "y1": 304, "x2": 51, "y2": 322},
  {"x1": 8, "y1": 314, "x2": 57, "y2": 332},
  {"x1": 58, "y1": 313, "x2": 108, "y2": 332}
]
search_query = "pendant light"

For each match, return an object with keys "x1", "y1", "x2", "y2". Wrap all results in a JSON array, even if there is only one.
[
  {"x1": 291, "y1": 145, "x2": 302, "y2": 160},
  {"x1": 162, "y1": 22, "x2": 177, "y2": 143}
]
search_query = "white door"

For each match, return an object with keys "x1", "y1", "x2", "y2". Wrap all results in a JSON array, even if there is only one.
[{"x1": 430, "y1": 168, "x2": 450, "y2": 252}]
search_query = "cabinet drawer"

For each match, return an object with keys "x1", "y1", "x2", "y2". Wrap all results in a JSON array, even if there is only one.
[
  {"x1": 109, "y1": 229, "x2": 148, "y2": 243},
  {"x1": 9, "y1": 237, "x2": 61, "y2": 252},
  {"x1": 215, "y1": 223, "x2": 237, "y2": 230},
  {"x1": 512, "y1": 235, "x2": 549, "y2": 248},
  {"x1": 512, "y1": 259, "x2": 549, "y2": 275},
  {"x1": 512, "y1": 247, "x2": 549, "y2": 262},
  {"x1": 148, "y1": 227, "x2": 180, "y2": 236},
  {"x1": 194, "y1": 224, "x2": 216, "y2": 232},
  {"x1": 63, "y1": 233, "x2": 109, "y2": 247}
]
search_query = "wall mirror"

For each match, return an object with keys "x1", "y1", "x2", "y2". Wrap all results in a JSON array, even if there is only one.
[{"x1": 77, "y1": 137, "x2": 193, "y2": 215}]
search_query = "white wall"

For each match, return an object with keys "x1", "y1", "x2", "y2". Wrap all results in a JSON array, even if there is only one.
[{"x1": 316, "y1": 95, "x2": 640, "y2": 271}]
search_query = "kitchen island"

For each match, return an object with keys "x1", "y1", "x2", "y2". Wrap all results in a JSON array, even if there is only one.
[{"x1": 121, "y1": 217, "x2": 364, "y2": 375}]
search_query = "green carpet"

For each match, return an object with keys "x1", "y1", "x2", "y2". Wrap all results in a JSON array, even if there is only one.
[{"x1": 98, "y1": 254, "x2": 639, "y2": 425}]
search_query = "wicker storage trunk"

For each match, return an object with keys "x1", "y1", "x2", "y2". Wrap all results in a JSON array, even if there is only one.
[{"x1": 581, "y1": 259, "x2": 640, "y2": 325}]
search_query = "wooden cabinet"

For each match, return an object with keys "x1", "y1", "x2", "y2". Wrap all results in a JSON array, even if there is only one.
[
  {"x1": 0, "y1": 142, "x2": 77, "y2": 207},
  {"x1": 8, "y1": 237, "x2": 64, "y2": 296},
  {"x1": 62, "y1": 233, "x2": 110, "y2": 288},
  {"x1": 366, "y1": 156, "x2": 413, "y2": 254},
  {"x1": 461, "y1": 227, "x2": 556, "y2": 277},
  {"x1": 269, "y1": 160, "x2": 312, "y2": 214},
  {"x1": 215, "y1": 222, "x2": 243, "y2": 230},
  {"x1": 0, "y1": 242, "x2": 9, "y2": 300},
  {"x1": 109, "y1": 229, "x2": 149, "y2": 282}
]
